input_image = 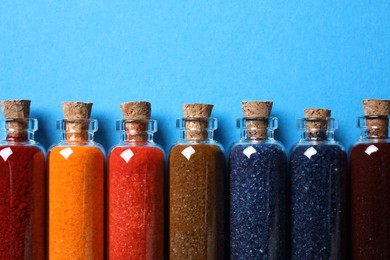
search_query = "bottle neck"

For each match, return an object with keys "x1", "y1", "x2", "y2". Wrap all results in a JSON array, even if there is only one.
[
  {"x1": 178, "y1": 118, "x2": 217, "y2": 142},
  {"x1": 1, "y1": 118, "x2": 37, "y2": 142},
  {"x1": 117, "y1": 119, "x2": 156, "y2": 143},
  {"x1": 58, "y1": 119, "x2": 97, "y2": 143},
  {"x1": 238, "y1": 117, "x2": 277, "y2": 140},
  {"x1": 297, "y1": 118, "x2": 336, "y2": 141},
  {"x1": 358, "y1": 116, "x2": 389, "y2": 139}
]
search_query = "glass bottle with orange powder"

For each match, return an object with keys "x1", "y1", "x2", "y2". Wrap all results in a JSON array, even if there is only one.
[{"x1": 47, "y1": 102, "x2": 105, "y2": 259}]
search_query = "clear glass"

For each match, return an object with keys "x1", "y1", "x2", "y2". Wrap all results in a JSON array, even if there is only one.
[
  {"x1": 296, "y1": 117, "x2": 338, "y2": 141},
  {"x1": 116, "y1": 119, "x2": 158, "y2": 143},
  {"x1": 169, "y1": 117, "x2": 225, "y2": 259},
  {"x1": 229, "y1": 117, "x2": 287, "y2": 259},
  {"x1": 176, "y1": 117, "x2": 218, "y2": 143},
  {"x1": 0, "y1": 118, "x2": 45, "y2": 259},
  {"x1": 357, "y1": 115, "x2": 389, "y2": 140},
  {"x1": 289, "y1": 117, "x2": 346, "y2": 259},
  {"x1": 108, "y1": 119, "x2": 164, "y2": 259},
  {"x1": 350, "y1": 116, "x2": 390, "y2": 259},
  {"x1": 236, "y1": 116, "x2": 278, "y2": 140},
  {"x1": 47, "y1": 119, "x2": 105, "y2": 259}
]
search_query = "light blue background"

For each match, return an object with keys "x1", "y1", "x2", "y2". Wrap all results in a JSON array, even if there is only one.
[{"x1": 1, "y1": 1, "x2": 389, "y2": 154}]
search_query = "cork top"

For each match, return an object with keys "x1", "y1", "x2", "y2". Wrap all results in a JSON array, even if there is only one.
[
  {"x1": 1, "y1": 100, "x2": 31, "y2": 141},
  {"x1": 241, "y1": 101, "x2": 273, "y2": 139},
  {"x1": 362, "y1": 99, "x2": 390, "y2": 116},
  {"x1": 62, "y1": 102, "x2": 92, "y2": 119},
  {"x1": 183, "y1": 103, "x2": 213, "y2": 118},
  {"x1": 303, "y1": 108, "x2": 331, "y2": 140},
  {"x1": 304, "y1": 108, "x2": 331, "y2": 119},
  {"x1": 362, "y1": 99, "x2": 390, "y2": 138},
  {"x1": 1, "y1": 100, "x2": 31, "y2": 119},
  {"x1": 242, "y1": 100, "x2": 273, "y2": 118},
  {"x1": 120, "y1": 101, "x2": 151, "y2": 141},
  {"x1": 120, "y1": 101, "x2": 151, "y2": 120},
  {"x1": 182, "y1": 103, "x2": 213, "y2": 141},
  {"x1": 61, "y1": 102, "x2": 92, "y2": 141}
]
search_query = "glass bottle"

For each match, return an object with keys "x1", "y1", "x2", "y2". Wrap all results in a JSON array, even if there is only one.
[
  {"x1": 169, "y1": 103, "x2": 225, "y2": 259},
  {"x1": 107, "y1": 102, "x2": 164, "y2": 259},
  {"x1": 350, "y1": 99, "x2": 390, "y2": 259},
  {"x1": 0, "y1": 100, "x2": 45, "y2": 259},
  {"x1": 229, "y1": 101, "x2": 287, "y2": 259},
  {"x1": 47, "y1": 102, "x2": 105, "y2": 259},
  {"x1": 289, "y1": 108, "x2": 346, "y2": 259}
]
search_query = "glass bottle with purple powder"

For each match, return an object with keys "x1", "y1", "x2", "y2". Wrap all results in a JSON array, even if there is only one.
[
  {"x1": 229, "y1": 101, "x2": 287, "y2": 259},
  {"x1": 350, "y1": 99, "x2": 390, "y2": 259},
  {"x1": 289, "y1": 108, "x2": 346, "y2": 259}
]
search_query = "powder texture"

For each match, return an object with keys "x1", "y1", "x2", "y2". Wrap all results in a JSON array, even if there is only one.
[
  {"x1": 0, "y1": 145, "x2": 45, "y2": 259},
  {"x1": 350, "y1": 142, "x2": 390, "y2": 259},
  {"x1": 48, "y1": 145, "x2": 104, "y2": 259},
  {"x1": 289, "y1": 144, "x2": 346, "y2": 259},
  {"x1": 169, "y1": 144, "x2": 225, "y2": 259},
  {"x1": 229, "y1": 143, "x2": 287, "y2": 259},
  {"x1": 108, "y1": 146, "x2": 164, "y2": 259}
]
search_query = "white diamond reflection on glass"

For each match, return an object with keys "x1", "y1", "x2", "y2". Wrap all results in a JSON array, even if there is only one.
[
  {"x1": 304, "y1": 147, "x2": 317, "y2": 159},
  {"x1": 0, "y1": 147, "x2": 13, "y2": 161},
  {"x1": 60, "y1": 147, "x2": 74, "y2": 159},
  {"x1": 365, "y1": 144, "x2": 379, "y2": 155},
  {"x1": 181, "y1": 146, "x2": 196, "y2": 160},
  {"x1": 120, "y1": 149, "x2": 134, "y2": 163},
  {"x1": 243, "y1": 146, "x2": 257, "y2": 159}
]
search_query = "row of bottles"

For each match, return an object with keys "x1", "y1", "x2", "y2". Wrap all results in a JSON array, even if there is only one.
[{"x1": 0, "y1": 99, "x2": 389, "y2": 259}]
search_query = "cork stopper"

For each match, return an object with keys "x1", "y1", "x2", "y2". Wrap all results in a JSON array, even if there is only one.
[
  {"x1": 62, "y1": 101, "x2": 92, "y2": 141},
  {"x1": 62, "y1": 102, "x2": 92, "y2": 119},
  {"x1": 183, "y1": 103, "x2": 213, "y2": 118},
  {"x1": 120, "y1": 101, "x2": 151, "y2": 141},
  {"x1": 182, "y1": 103, "x2": 213, "y2": 141},
  {"x1": 304, "y1": 108, "x2": 331, "y2": 140},
  {"x1": 241, "y1": 100, "x2": 273, "y2": 139},
  {"x1": 362, "y1": 99, "x2": 390, "y2": 138},
  {"x1": 1, "y1": 100, "x2": 31, "y2": 140},
  {"x1": 120, "y1": 101, "x2": 151, "y2": 120},
  {"x1": 1, "y1": 100, "x2": 31, "y2": 119}
]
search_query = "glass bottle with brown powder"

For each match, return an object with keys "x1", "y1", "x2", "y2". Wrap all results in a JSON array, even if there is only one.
[
  {"x1": 350, "y1": 99, "x2": 390, "y2": 259},
  {"x1": 168, "y1": 103, "x2": 225, "y2": 259}
]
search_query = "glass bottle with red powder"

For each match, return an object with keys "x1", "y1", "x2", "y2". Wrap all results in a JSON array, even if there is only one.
[
  {"x1": 350, "y1": 99, "x2": 390, "y2": 259},
  {"x1": 107, "y1": 101, "x2": 164, "y2": 259},
  {"x1": 0, "y1": 100, "x2": 45, "y2": 259}
]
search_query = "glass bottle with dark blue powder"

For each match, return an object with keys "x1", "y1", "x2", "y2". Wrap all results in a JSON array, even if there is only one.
[
  {"x1": 289, "y1": 108, "x2": 346, "y2": 259},
  {"x1": 229, "y1": 101, "x2": 287, "y2": 259}
]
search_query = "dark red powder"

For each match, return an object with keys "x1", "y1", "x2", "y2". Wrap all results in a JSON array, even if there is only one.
[
  {"x1": 108, "y1": 145, "x2": 164, "y2": 259},
  {"x1": 0, "y1": 144, "x2": 45, "y2": 259},
  {"x1": 350, "y1": 142, "x2": 390, "y2": 259}
]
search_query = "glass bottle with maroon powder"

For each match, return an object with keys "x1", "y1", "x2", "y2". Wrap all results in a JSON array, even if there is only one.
[
  {"x1": 107, "y1": 101, "x2": 164, "y2": 259},
  {"x1": 169, "y1": 103, "x2": 225, "y2": 259},
  {"x1": 0, "y1": 100, "x2": 45, "y2": 259},
  {"x1": 350, "y1": 99, "x2": 390, "y2": 259}
]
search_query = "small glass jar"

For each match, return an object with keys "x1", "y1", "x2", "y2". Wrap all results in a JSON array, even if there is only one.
[
  {"x1": 169, "y1": 104, "x2": 225, "y2": 259},
  {"x1": 0, "y1": 117, "x2": 45, "y2": 259},
  {"x1": 48, "y1": 110, "x2": 105, "y2": 259},
  {"x1": 350, "y1": 99, "x2": 390, "y2": 259},
  {"x1": 289, "y1": 110, "x2": 346, "y2": 259},
  {"x1": 108, "y1": 118, "x2": 164, "y2": 259},
  {"x1": 229, "y1": 117, "x2": 287, "y2": 259}
]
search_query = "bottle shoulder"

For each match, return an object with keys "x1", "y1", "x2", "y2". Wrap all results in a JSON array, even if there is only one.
[
  {"x1": 48, "y1": 141, "x2": 105, "y2": 156},
  {"x1": 109, "y1": 144, "x2": 165, "y2": 157},
  {"x1": 0, "y1": 141, "x2": 45, "y2": 154},
  {"x1": 171, "y1": 141, "x2": 224, "y2": 152}
]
